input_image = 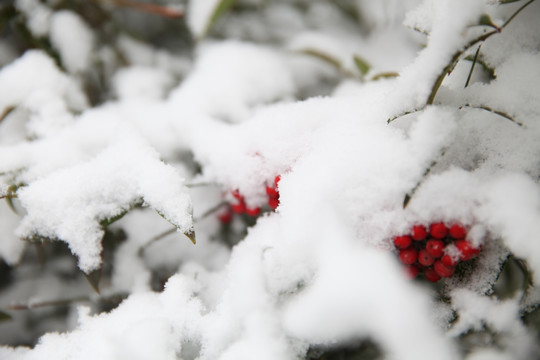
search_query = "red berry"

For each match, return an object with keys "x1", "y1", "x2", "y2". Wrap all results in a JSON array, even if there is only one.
[
  {"x1": 455, "y1": 240, "x2": 481, "y2": 261},
  {"x1": 231, "y1": 201, "x2": 246, "y2": 214},
  {"x1": 266, "y1": 186, "x2": 279, "y2": 198},
  {"x1": 231, "y1": 189, "x2": 243, "y2": 200},
  {"x1": 429, "y1": 222, "x2": 448, "y2": 239},
  {"x1": 405, "y1": 265, "x2": 419, "y2": 279},
  {"x1": 274, "y1": 175, "x2": 281, "y2": 187},
  {"x1": 246, "y1": 207, "x2": 261, "y2": 217},
  {"x1": 424, "y1": 268, "x2": 441, "y2": 282},
  {"x1": 393, "y1": 235, "x2": 412, "y2": 249},
  {"x1": 418, "y1": 249, "x2": 435, "y2": 266},
  {"x1": 425, "y1": 239, "x2": 444, "y2": 258},
  {"x1": 411, "y1": 225, "x2": 428, "y2": 241},
  {"x1": 434, "y1": 260, "x2": 455, "y2": 278},
  {"x1": 217, "y1": 211, "x2": 233, "y2": 224},
  {"x1": 441, "y1": 254, "x2": 459, "y2": 267},
  {"x1": 268, "y1": 197, "x2": 280, "y2": 210},
  {"x1": 399, "y1": 248, "x2": 418, "y2": 265},
  {"x1": 449, "y1": 224, "x2": 467, "y2": 239}
]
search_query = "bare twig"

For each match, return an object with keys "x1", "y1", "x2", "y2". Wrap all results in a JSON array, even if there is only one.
[
  {"x1": 458, "y1": 104, "x2": 522, "y2": 126},
  {"x1": 426, "y1": 0, "x2": 536, "y2": 105}
]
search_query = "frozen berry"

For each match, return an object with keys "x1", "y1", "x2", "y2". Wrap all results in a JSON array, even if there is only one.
[
  {"x1": 274, "y1": 175, "x2": 281, "y2": 187},
  {"x1": 399, "y1": 248, "x2": 418, "y2": 265},
  {"x1": 449, "y1": 224, "x2": 467, "y2": 239},
  {"x1": 217, "y1": 211, "x2": 233, "y2": 224},
  {"x1": 441, "y1": 254, "x2": 459, "y2": 267},
  {"x1": 268, "y1": 197, "x2": 280, "y2": 210},
  {"x1": 424, "y1": 268, "x2": 441, "y2": 282},
  {"x1": 456, "y1": 240, "x2": 481, "y2": 261},
  {"x1": 405, "y1": 265, "x2": 419, "y2": 279},
  {"x1": 411, "y1": 225, "x2": 428, "y2": 241},
  {"x1": 393, "y1": 235, "x2": 412, "y2": 249},
  {"x1": 425, "y1": 239, "x2": 444, "y2": 258},
  {"x1": 231, "y1": 189, "x2": 243, "y2": 200},
  {"x1": 429, "y1": 222, "x2": 448, "y2": 239},
  {"x1": 266, "y1": 186, "x2": 279, "y2": 198},
  {"x1": 434, "y1": 260, "x2": 455, "y2": 278},
  {"x1": 246, "y1": 207, "x2": 261, "y2": 217},
  {"x1": 231, "y1": 201, "x2": 246, "y2": 214},
  {"x1": 418, "y1": 249, "x2": 435, "y2": 266}
]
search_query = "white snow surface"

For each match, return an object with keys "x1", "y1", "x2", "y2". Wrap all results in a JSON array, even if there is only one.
[
  {"x1": 49, "y1": 11, "x2": 94, "y2": 74},
  {"x1": 1, "y1": 0, "x2": 540, "y2": 359}
]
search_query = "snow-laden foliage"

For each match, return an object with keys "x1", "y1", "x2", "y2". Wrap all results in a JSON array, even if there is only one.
[{"x1": 0, "y1": 0, "x2": 539, "y2": 359}]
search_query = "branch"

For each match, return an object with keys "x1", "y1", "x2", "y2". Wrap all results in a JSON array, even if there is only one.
[
  {"x1": 458, "y1": 104, "x2": 522, "y2": 126},
  {"x1": 426, "y1": 0, "x2": 536, "y2": 105}
]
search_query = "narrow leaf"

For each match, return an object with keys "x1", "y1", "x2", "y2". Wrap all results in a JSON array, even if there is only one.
[
  {"x1": 353, "y1": 55, "x2": 371, "y2": 76},
  {"x1": 201, "y1": 0, "x2": 237, "y2": 39},
  {"x1": 185, "y1": 229, "x2": 196, "y2": 245},
  {"x1": 371, "y1": 72, "x2": 399, "y2": 81},
  {"x1": 479, "y1": 14, "x2": 500, "y2": 30},
  {"x1": 84, "y1": 267, "x2": 102, "y2": 294}
]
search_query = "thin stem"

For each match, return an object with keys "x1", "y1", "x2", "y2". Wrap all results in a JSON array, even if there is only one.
[
  {"x1": 464, "y1": 45, "x2": 481, "y2": 88},
  {"x1": 426, "y1": 0, "x2": 535, "y2": 105},
  {"x1": 403, "y1": 150, "x2": 446, "y2": 208},
  {"x1": 0, "y1": 106, "x2": 15, "y2": 123},
  {"x1": 387, "y1": 108, "x2": 424, "y2": 124},
  {"x1": 458, "y1": 104, "x2": 522, "y2": 126},
  {"x1": 502, "y1": 0, "x2": 535, "y2": 28},
  {"x1": 139, "y1": 201, "x2": 228, "y2": 255}
]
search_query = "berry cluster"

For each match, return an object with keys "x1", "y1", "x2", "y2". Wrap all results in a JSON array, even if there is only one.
[
  {"x1": 394, "y1": 223, "x2": 481, "y2": 282},
  {"x1": 217, "y1": 175, "x2": 281, "y2": 224}
]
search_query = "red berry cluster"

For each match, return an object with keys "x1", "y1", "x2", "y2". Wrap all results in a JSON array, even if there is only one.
[
  {"x1": 217, "y1": 175, "x2": 281, "y2": 224},
  {"x1": 266, "y1": 175, "x2": 281, "y2": 210},
  {"x1": 394, "y1": 223, "x2": 481, "y2": 282}
]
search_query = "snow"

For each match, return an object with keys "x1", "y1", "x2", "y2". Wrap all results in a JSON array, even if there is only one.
[
  {"x1": 15, "y1": 136, "x2": 193, "y2": 273},
  {"x1": 49, "y1": 11, "x2": 94, "y2": 74},
  {"x1": 1, "y1": 0, "x2": 540, "y2": 358}
]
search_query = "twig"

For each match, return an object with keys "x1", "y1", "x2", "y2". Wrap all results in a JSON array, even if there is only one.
[
  {"x1": 387, "y1": 108, "x2": 424, "y2": 124},
  {"x1": 458, "y1": 104, "x2": 522, "y2": 126},
  {"x1": 426, "y1": 0, "x2": 536, "y2": 105},
  {"x1": 138, "y1": 201, "x2": 228, "y2": 255},
  {"x1": 403, "y1": 149, "x2": 447, "y2": 208},
  {"x1": 0, "y1": 106, "x2": 15, "y2": 123}
]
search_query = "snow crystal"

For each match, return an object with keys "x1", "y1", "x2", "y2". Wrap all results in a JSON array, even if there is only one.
[
  {"x1": 15, "y1": 0, "x2": 52, "y2": 37},
  {"x1": 49, "y1": 11, "x2": 94, "y2": 74},
  {"x1": 0, "y1": 50, "x2": 88, "y2": 138},
  {"x1": 112, "y1": 66, "x2": 174, "y2": 101},
  {"x1": 0, "y1": 203, "x2": 25, "y2": 266},
  {"x1": 15, "y1": 136, "x2": 193, "y2": 273},
  {"x1": 168, "y1": 41, "x2": 295, "y2": 123}
]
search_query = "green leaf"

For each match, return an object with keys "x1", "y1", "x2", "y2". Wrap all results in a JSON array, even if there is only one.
[
  {"x1": 478, "y1": 14, "x2": 500, "y2": 30},
  {"x1": 353, "y1": 55, "x2": 370, "y2": 76},
  {"x1": 200, "y1": 0, "x2": 237, "y2": 39},
  {"x1": 300, "y1": 49, "x2": 343, "y2": 71},
  {"x1": 0, "y1": 310, "x2": 12, "y2": 323}
]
